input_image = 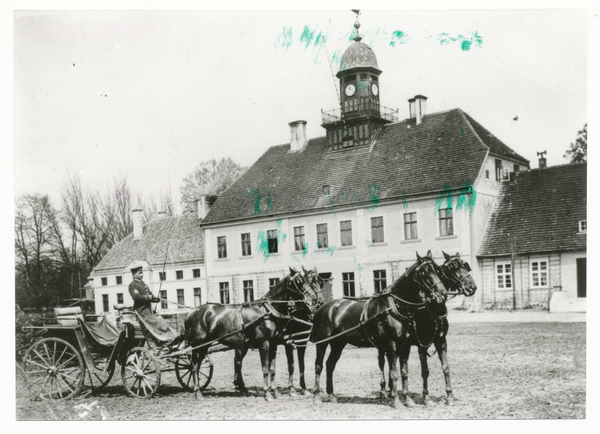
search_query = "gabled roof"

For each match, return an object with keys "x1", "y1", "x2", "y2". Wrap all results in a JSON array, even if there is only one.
[
  {"x1": 202, "y1": 108, "x2": 525, "y2": 225},
  {"x1": 93, "y1": 213, "x2": 204, "y2": 274},
  {"x1": 479, "y1": 163, "x2": 587, "y2": 256}
]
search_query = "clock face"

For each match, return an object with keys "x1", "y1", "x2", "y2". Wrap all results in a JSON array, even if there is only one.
[
  {"x1": 372, "y1": 83, "x2": 379, "y2": 96},
  {"x1": 345, "y1": 84, "x2": 356, "y2": 97}
]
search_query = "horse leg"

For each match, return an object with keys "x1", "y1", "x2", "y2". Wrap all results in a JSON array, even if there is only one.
[
  {"x1": 233, "y1": 346, "x2": 250, "y2": 396},
  {"x1": 378, "y1": 347, "x2": 388, "y2": 400},
  {"x1": 258, "y1": 341, "x2": 274, "y2": 401},
  {"x1": 192, "y1": 348, "x2": 208, "y2": 400},
  {"x1": 418, "y1": 346, "x2": 433, "y2": 406},
  {"x1": 297, "y1": 345, "x2": 311, "y2": 396},
  {"x1": 435, "y1": 338, "x2": 454, "y2": 405},
  {"x1": 399, "y1": 344, "x2": 416, "y2": 407},
  {"x1": 312, "y1": 343, "x2": 328, "y2": 404},
  {"x1": 384, "y1": 347, "x2": 402, "y2": 409},
  {"x1": 269, "y1": 343, "x2": 279, "y2": 398},
  {"x1": 325, "y1": 341, "x2": 345, "y2": 404},
  {"x1": 285, "y1": 344, "x2": 297, "y2": 397}
]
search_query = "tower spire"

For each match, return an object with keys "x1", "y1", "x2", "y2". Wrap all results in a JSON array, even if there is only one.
[{"x1": 352, "y1": 9, "x2": 362, "y2": 42}]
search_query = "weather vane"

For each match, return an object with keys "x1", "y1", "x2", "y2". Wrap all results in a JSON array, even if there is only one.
[{"x1": 351, "y1": 9, "x2": 362, "y2": 42}]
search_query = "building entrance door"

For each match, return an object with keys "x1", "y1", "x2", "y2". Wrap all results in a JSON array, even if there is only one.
[
  {"x1": 576, "y1": 258, "x2": 586, "y2": 298},
  {"x1": 318, "y1": 273, "x2": 333, "y2": 302}
]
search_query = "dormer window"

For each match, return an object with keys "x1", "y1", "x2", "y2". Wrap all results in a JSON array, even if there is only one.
[{"x1": 579, "y1": 220, "x2": 587, "y2": 233}]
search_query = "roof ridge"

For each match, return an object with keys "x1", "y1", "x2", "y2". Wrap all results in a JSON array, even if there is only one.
[{"x1": 456, "y1": 108, "x2": 493, "y2": 153}]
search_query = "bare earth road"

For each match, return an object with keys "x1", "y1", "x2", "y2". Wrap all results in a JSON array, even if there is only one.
[{"x1": 15, "y1": 310, "x2": 586, "y2": 420}]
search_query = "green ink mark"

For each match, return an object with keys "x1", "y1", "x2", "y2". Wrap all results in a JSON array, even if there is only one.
[
  {"x1": 256, "y1": 229, "x2": 270, "y2": 263},
  {"x1": 368, "y1": 182, "x2": 381, "y2": 211},
  {"x1": 455, "y1": 182, "x2": 476, "y2": 215},
  {"x1": 434, "y1": 183, "x2": 454, "y2": 214},
  {"x1": 460, "y1": 127, "x2": 465, "y2": 138},
  {"x1": 302, "y1": 242, "x2": 309, "y2": 257},
  {"x1": 247, "y1": 188, "x2": 261, "y2": 215},
  {"x1": 437, "y1": 31, "x2": 483, "y2": 51},
  {"x1": 389, "y1": 30, "x2": 409, "y2": 47},
  {"x1": 461, "y1": 40, "x2": 472, "y2": 51},
  {"x1": 400, "y1": 191, "x2": 408, "y2": 211},
  {"x1": 266, "y1": 191, "x2": 276, "y2": 211},
  {"x1": 274, "y1": 26, "x2": 294, "y2": 51}
]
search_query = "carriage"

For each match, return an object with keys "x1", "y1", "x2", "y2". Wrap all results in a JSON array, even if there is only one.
[{"x1": 19, "y1": 304, "x2": 214, "y2": 400}]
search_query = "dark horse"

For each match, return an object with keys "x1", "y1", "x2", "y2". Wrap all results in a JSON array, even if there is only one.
[
  {"x1": 184, "y1": 267, "x2": 323, "y2": 400},
  {"x1": 377, "y1": 251, "x2": 477, "y2": 406},
  {"x1": 309, "y1": 251, "x2": 448, "y2": 408}
]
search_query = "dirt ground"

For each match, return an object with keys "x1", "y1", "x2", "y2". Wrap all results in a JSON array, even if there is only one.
[{"x1": 15, "y1": 319, "x2": 586, "y2": 420}]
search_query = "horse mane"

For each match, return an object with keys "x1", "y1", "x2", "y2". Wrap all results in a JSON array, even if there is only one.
[
  {"x1": 386, "y1": 257, "x2": 441, "y2": 294},
  {"x1": 261, "y1": 274, "x2": 294, "y2": 300}
]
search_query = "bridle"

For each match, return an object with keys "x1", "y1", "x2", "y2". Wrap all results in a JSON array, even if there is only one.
[
  {"x1": 441, "y1": 258, "x2": 474, "y2": 296},
  {"x1": 411, "y1": 261, "x2": 446, "y2": 304}
]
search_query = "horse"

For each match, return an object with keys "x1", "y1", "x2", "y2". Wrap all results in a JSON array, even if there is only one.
[
  {"x1": 184, "y1": 267, "x2": 323, "y2": 400},
  {"x1": 376, "y1": 251, "x2": 477, "y2": 406},
  {"x1": 309, "y1": 251, "x2": 448, "y2": 409},
  {"x1": 280, "y1": 266, "x2": 328, "y2": 397}
]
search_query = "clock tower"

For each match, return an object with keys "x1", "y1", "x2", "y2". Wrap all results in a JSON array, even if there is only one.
[{"x1": 321, "y1": 15, "x2": 398, "y2": 152}]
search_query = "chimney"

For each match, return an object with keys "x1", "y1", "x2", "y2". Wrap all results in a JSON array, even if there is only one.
[
  {"x1": 537, "y1": 150, "x2": 547, "y2": 169},
  {"x1": 408, "y1": 95, "x2": 428, "y2": 125},
  {"x1": 289, "y1": 120, "x2": 308, "y2": 152},
  {"x1": 197, "y1": 194, "x2": 217, "y2": 220},
  {"x1": 132, "y1": 209, "x2": 143, "y2": 239}
]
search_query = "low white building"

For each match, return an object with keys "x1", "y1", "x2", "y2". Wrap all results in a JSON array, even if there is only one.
[{"x1": 90, "y1": 210, "x2": 206, "y2": 316}]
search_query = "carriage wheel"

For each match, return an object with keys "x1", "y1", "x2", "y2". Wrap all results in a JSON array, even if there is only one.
[
  {"x1": 175, "y1": 354, "x2": 214, "y2": 392},
  {"x1": 22, "y1": 337, "x2": 85, "y2": 400},
  {"x1": 90, "y1": 354, "x2": 114, "y2": 391},
  {"x1": 121, "y1": 347, "x2": 161, "y2": 398}
]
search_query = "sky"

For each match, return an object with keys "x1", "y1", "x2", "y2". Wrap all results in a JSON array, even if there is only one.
[{"x1": 12, "y1": 7, "x2": 591, "y2": 215}]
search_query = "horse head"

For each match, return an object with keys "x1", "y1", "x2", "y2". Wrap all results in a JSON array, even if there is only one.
[
  {"x1": 301, "y1": 266, "x2": 325, "y2": 310},
  {"x1": 441, "y1": 251, "x2": 477, "y2": 296},
  {"x1": 285, "y1": 267, "x2": 324, "y2": 313},
  {"x1": 412, "y1": 250, "x2": 448, "y2": 304}
]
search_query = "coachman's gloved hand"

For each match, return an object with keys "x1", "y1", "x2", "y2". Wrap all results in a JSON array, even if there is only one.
[{"x1": 151, "y1": 296, "x2": 161, "y2": 303}]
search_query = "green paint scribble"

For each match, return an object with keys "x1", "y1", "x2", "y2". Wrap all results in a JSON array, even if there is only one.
[
  {"x1": 368, "y1": 182, "x2": 380, "y2": 211},
  {"x1": 300, "y1": 25, "x2": 327, "y2": 49},
  {"x1": 247, "y1": 188, "x2": 261, "y2": 215},
  {"x1": 315, "y1": 242, "x2": 336, "y2": 256},
  {"x1": 437, "y1": 31, "x2": 483, "y2": 51},
  {"x1": 266, "y1": 191, "x2": 276, "y2": 211},
  {"x1": 389, "y1": 30, "x2": 409, "y2": 47},
  {"x1": 256, "y1": 220, "x2": 287, "y2": 263},
  {"x1": 302, "y1": 242, "x2": 309, "y2": 257},
  {"x1": 400, "y1": 191, "x2": 408, "y2": 210},
  {"x1": 455, "y1": 182, "x2": 477, "y2": 215},
  {"x1": 274, "y1": 26, "x2": 294, "y2": 51},
  {"x1": 460, "y1": 127, "x2": 465, "y2": 137},
  {"x1": 353, "y1": 253, "x2": 366, "y2": 272},
  {"x1": 434, "y1": 183, "x2": 454, "y2": 214}
]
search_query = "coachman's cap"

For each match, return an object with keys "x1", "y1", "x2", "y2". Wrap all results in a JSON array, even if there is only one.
[{"x1": 130, "y1": 266, "x2": 143, "y2": 274}]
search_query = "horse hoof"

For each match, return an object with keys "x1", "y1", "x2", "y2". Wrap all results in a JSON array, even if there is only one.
[
  {"x1": 392, "y1": 399, "x2": 402, "y2": 410},
  {"x1": 445, "y1": 397, "x2": 455, "y2": 406},
  {"x1": 302, "y1": 389, "x2": 312, "y2": 398},
  {"x1": 404, "y1": 397, "x2": 416, "y2": 408},
  {"x1": 313, "y1": 395, "x2": 322, "y2": 405},
  {"x1": 265, "y1": 393, "x2": 274, "y2": 402},
  {"x1": 329, "y1": 394, "x2": 338, "y2": 404},
  {"x1": 272, "y1": 389, "x2": 280, "y2": 399},
  {"x1": 423, "y1": 397, "x2": 434, "y2": 407},
  {"x1": 289, "y1": 389, "x2": 298, "y2": 398},
  {"x1": 378, "y1": 391, "x2": 389, "y2": 400}
]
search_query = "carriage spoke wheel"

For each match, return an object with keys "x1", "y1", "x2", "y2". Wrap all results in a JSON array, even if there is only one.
[
  {"x1": 90, "y1": 354, "x2": 114, "y2": 391},
  {"x1": 121, "y1": 347, "x2": 161, "y2": 398},
  {"x1": 22, "y1": 337, "x2": 84, "y2": 400},
  {"x1": 175, "y1": 354, "x2": 214, "y2": 392}
]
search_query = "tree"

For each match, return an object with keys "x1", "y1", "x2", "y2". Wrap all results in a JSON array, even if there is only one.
[
  {"x1": 564, "y1": 123, "x2": 587, "y2": 163},
  {"x1": 180, "y1": 157, "x2": 246, "y2": 213}
]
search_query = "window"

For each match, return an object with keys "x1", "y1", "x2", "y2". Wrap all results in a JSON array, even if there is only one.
[
  {"x1": 116, "y1": 276, "x2": 122, "y2": 285},
  {"x1": 176, "y1": 270, "x2": 183, "y2": 280},
  {"x1": 486, "y1": 170, "x2": 490, "y2": 179},
  {"x1": 340, "y1": 220, "x2": 353, "y2": 246},
  {"x1": 495, "y1": 159, "x2": 503, "y2": 181},
  {"x1": 194, "y1": 288, "x2": 201, "y2": 307},
  {"x1": 323, "y1": 185, "x2": 330, "y2": 196},
  {"x1": 217, "y1": 236, "x2": 227, "y2": 259},
  {"x1": 159, "y1": 290, "x2": 167, "y2": 309},
  {"x1": 219, "y1": 282, "x2": 230, "y2": 304},
  {"x1": 101, "y1": 277, "x2": 107, "y2": 286},
  {"x1": 496, "y1": 263, "x2": 512, "y2": 290},
  {"x1": 102, "y1": 294, "x2": 109, "y2": 312},
  {"x1": 177, "y1": 289, "x2": 185, "y2": 306},
  {"x1": 117, "y1": 293, "x2": 123, "y2": 304},
  {"x1": 269, "y1": 278, "x2": 280, "y2": 290},
  {"x1": 342, "y1": 272, "x2": 355, "y2": 297},
  {"x1": 373, "y1": 270, "x2": 387, "y2": 293},
  {"x1": 404, "y1": 212, "x2": 418, "y2": 240},
  {"x1": 294, "y1": 226, "x2": 306, "y2": 251},
  {"x1": 193, "y1": 269, "x2": 201, "y2": 278},
  {"x1": 317, "y1": 223, "x2": 328, "y2": 248},
  {"x1": 159, "y1": 272, "x2": 166, "y2": 281},
  {"x1": 579, "y1": 220, "x2": 587, "y2": 232},
  {"x1": 503, "y1": 167, "x2": 510, "y2": 181},
  {"x1": 531, "y1": 260, "x2": 549, "y2": 288},
  {"x1": 243, "y1": 280, "x2": 254, "y2": 303},
  {"x1": 371, "y1": 217, "x2": 384, "y2": 243},
  {"x1": 439, "y1": 208, "x2": 454, "y2": 237},
  {"x1": 267, "y1": 230, "x2": 278, "y2": 253},
  {"x1": 514, "y1": 164, "x2": 520, "y2": 173},
  {"x1": 241, "y1": 233, "x2": 252, "y2": 256}
]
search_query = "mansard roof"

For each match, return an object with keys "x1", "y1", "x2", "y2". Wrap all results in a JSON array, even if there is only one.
[{"x1": 202, "y1": 108, "x2": 528, "y2": 225}]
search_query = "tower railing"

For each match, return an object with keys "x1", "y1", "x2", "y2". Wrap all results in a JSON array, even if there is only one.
[{"x1": 321, "y1": 105, "x2": 398, "y2": 125}]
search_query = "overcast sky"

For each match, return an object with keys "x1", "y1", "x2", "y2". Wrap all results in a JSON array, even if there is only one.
[{"x1": 13, "y1": 8, "x2": 590, "y2": 213}]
